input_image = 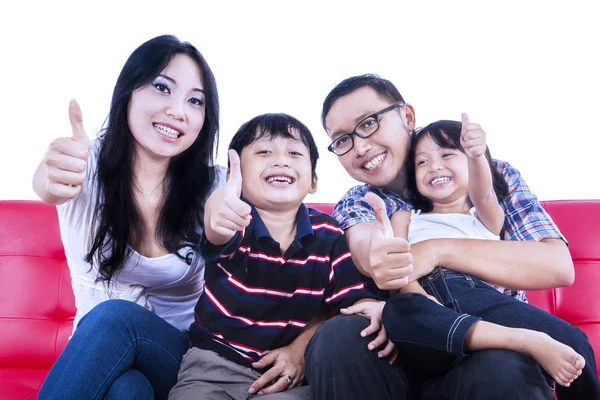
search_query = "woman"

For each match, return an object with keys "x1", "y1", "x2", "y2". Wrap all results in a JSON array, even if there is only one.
[{"x1": 35, "y1": 35, "x2": 308, "y2": 400}]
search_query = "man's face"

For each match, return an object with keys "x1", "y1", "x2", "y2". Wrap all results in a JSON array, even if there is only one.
[{"x1": 324, "y1": 86, "x2": 415, "y2": 192}]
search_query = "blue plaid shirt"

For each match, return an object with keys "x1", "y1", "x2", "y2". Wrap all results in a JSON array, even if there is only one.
[{"x1": 333, "y1": 159, "x2": 565, "y2": 302}]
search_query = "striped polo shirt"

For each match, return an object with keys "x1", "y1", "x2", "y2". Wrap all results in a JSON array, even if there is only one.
[{"x1": 188, "y1": 203, "x2": 373, "y2": 367}]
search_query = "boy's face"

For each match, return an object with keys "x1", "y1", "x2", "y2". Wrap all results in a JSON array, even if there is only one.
[
  {"x1": 239, "y1": 131, "x2": 317, "y2": 211},
  {"x1": 324, "y1": 86, "x2": 415, "y2": 193}
]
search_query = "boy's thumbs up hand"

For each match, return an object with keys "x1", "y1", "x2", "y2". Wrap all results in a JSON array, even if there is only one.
[
  {"x1": 226, "y1": 149, "x2": 243, "y2": 198},
  {"x1": 42, "y1": 100, "x2": 91, "y2": 200},
  {"x1": 204, "y1": 149, "x2": 251, "y2": 245},
  {"x1": 361, "y1": 192, "x2": 413, "y2": 290}
]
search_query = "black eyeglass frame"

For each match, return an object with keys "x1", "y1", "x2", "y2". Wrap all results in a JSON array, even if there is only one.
[{"x1": 327, "y1": 103, "x2": 404, "y2": 156}]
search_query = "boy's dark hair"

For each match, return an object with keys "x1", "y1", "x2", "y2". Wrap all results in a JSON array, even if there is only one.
[
  {"x1": 321, "y1": 74, "x2": 406, "y2": 129},
  {"x1": 405, "y1": 120, "x2": 510, "y2": 212},
  {"x1": 229, "y1": 113, "x2": 319, "y2": 178}
]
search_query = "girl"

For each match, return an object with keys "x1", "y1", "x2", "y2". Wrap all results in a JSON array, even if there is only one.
[{"x1": 387, "y1": 114, "x2": 599, "y2": 396}]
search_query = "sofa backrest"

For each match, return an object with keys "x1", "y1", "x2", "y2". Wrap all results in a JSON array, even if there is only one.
[
  {"x1": 1, "y1": 199, "x2": 599, "y2": 385},
  {"x1": 535, "y1": 200, "x2": 600, "y2": 376},
  {"x1": 0, "y1": 200, "x2": 74, "y2": 390}
]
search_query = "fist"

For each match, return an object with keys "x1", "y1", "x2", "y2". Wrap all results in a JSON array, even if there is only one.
[
  {"x1": 204, "y1": 149, "x2": 251, "y2": 245},
  {"x1": 460, "y1": 113, "x2": 487, "y2": 159},
  {"x1": 43, "y1": 100, "x2": 91, "y2": 199}
]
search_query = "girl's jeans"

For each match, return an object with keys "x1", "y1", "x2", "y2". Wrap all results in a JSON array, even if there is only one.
[{"x1": 383, "y1": 269, "x2": 600, "y2": 400}]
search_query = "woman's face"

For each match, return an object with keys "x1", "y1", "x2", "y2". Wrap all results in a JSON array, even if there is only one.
[{"x1": 127, "y1": 53, "x2": 206, "y2": 163}]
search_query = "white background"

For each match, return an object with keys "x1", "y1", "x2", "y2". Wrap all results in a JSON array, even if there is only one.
[{"x1": 1, "y1": 0, "x2": 598, "y2": 203}]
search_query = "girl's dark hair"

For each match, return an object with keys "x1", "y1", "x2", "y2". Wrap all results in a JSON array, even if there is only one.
[
  {"x1": 86, "y1": 35, "x2": 220, "y2": 285},
  {"x1": 228, "y1": 113, "x2": 319, "y2": 179},
  {"x1": 405, "y1": 120, "x2": 509, "y2": 212}
]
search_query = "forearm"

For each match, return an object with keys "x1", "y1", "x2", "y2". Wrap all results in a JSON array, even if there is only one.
[
  {"x1": 468, "y1": 157, "x2": 503, "y2": 233},
  {"x1": 435, "y1": 238, "x2": 574, "y2": 289},
  {"x1": 399, "y1": 281, "x2": 428, "y2": 296},
  {"x1": 467, "y1": 157, "x2": 493, "y2": 204},
  {"x1": 288, "y1": 312, "x2": 326, "y2": 350}
]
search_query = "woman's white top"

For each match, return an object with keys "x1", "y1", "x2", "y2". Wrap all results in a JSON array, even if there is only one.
[
  {"x1": 56, "y1": 141, "x2": 225, "y2": 332},
  {"x1": 408, "y1": 208, "x2": 504, "y2": 293}
]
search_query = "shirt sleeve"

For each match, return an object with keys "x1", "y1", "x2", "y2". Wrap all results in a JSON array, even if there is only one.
[
  {"x1": 496, "y1": 160, "x2": 566, "y2": 243},
  {"x1": 200, "y1": 230, "x2": 244, "y2": 262},
  {"x1": 332, "y1": 185, "x2": 412, "y2": 230},
  {"x1": 323, "y1": 234, "x2": 375, "y2": 313}
]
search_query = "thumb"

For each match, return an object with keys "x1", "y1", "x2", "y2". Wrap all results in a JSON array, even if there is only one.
[
  {"x1": 461, "y1": 112, "x2": 470, "y2": 125},
  {"x1": 69, "y1": 99, "x2": 90, "y2": 146},
  {"x1": 227, "y1": 149, "x2": 243, "y2": 197},
  {"x1": 364, "y1": 192, "x2": 393, "y2": 238},
  {"x1": 460, "y1": 112, "x2": 469, "y2": 140}
]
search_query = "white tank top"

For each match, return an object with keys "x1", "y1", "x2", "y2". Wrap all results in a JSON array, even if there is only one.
[
  {"x1": 57, "y1": 141, "x2": 226, "y2": 332},
  {"x1": 408, "y1": 208, "x2": 504, "y2": 293}
]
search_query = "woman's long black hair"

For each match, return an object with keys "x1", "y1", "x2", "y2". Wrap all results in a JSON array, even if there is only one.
[
  {"x1": 405, "y1": 120, "x2": 509, "y2": 212},
  {"x1": 85, "y1": 35, "x2": 220, "y2": 285}
]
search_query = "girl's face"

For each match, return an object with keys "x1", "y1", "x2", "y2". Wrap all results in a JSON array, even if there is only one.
[
  {"x1": 414, "y1": 134, "x2": 469, "y2": 206},
  {"x1": 127, "y1": 53, "x2": 206, "y2": 163}
]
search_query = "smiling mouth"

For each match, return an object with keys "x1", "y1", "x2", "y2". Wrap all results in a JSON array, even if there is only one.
[
  {"x1": 363, "y1": 154, "x2": 385, "y2": 170},
  {"x1": 153, "y1": 123, "x2": 182, "y2": 139},
  {"x1": 265, "y1": 175, "x2": 295, "y2": 184},
  {"x1": 429, "y1": 176, "x2": 451, "y2": 186}
]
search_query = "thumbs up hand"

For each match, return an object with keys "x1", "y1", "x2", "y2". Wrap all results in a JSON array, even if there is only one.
[
  {"x1": 364, "y1": 192, "x2": 394, "y2": 240},
  {"x1": 460, "y1": 113, "x2": 487, "y2": 159},
  {"x1": 362, "y1": 193, "x2": 413, "y2": 290},
  {"x1": 204, "y1": 149, "x2": 252, "y2": 245},
  {"x1": 69, "y1": 99, "x2": 92, "y2": 147},
  {"x1": 42, "y1": 100, "x2": 92, "y2": 200}
]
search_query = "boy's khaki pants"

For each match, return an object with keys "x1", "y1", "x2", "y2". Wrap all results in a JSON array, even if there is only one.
[{"x1": 169, "y1": 347, "x2": 311, "y2": 400}]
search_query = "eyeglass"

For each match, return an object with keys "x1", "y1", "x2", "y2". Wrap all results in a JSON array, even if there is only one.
[{"x1": 327, "y1": 103, "x2": 404, "y2": 156}]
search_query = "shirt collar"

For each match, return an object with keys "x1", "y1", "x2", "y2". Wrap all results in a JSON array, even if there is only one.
[{"x1": 249, "y1": 203, "x2": 314, "y2": 241}]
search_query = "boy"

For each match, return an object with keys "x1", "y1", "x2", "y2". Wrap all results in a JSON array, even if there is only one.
[{"x1": 169, "y1": 113, "x2": 388, "y2": 399}]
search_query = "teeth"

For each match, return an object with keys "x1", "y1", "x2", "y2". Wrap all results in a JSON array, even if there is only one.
[
  {"x1": 266, "y1": 176, "x2": 293, "y2": 184},
  {"x1": 430, "y1": 177, "x2": 450, "y2": 186},
  {"x1": 154, "y1": 123, "x2": 180, "y2": 139},
  {"x1": 364, "y1": 154, "x2": 384, "y2": 170}
]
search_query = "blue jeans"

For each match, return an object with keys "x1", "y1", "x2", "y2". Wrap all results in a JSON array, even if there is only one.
[
  {"x1": 383, "y1": 269, "x2": 600, "y2": 399},
  {"x1": 305, "y1": 315, "x2": 411, "y2": 400},
  {"x1": 37, "y1": 300, "x2": 191, "y2": 400},
  {"x1": 304, "y1": 314, "x2": 555, "y2": 399}
]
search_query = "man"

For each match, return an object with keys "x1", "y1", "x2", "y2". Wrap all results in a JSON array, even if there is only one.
[{"x1": 304, "y1": 74, "x2": 576, "y2": 399}]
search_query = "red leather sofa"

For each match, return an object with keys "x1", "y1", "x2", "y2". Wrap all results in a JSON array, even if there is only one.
[{"x1": 1, "y1": 199, "x2": 599, "y2": 399}]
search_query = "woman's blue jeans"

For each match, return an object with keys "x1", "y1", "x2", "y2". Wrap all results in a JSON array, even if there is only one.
[{"x1": 37, "y1": 299, "x2": 190, "y2": 400}]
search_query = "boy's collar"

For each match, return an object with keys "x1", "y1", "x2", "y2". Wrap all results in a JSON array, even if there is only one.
[{"x1": 249, "y1": 203, "x2": 314, "y2": 241}]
